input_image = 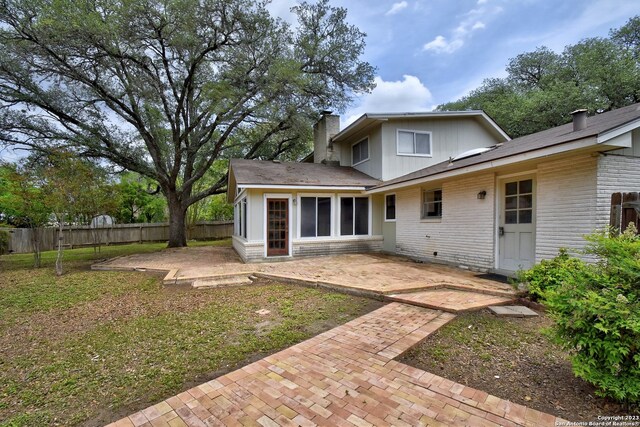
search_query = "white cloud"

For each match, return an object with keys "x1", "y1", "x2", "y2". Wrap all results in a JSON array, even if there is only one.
[
  {"x1": 423, "y1": 35, "x2": 464, "y2": 53},
  {"x1": 267, "y1": 0, "x2": 299, "y2": 25},
  {"x1": 385, "y1": 1, "x2": 408, "y2": 16},
  {"x1": 343, "y1": 75, "x2": 433, "y2": 126},
  {"x1": 422, "y1": 5, "x2": 499, "y2": 54},
  {"x1": 472, "y1": 21, "x2": 486, "y2": 30}
]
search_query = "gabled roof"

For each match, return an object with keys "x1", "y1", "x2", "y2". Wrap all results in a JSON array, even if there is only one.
[
  {"x1": 228, "y1": 158, "x2": 380, "y2": 192},
  {"x1": 332, "y1": 111, "x2": 511, "y2": 144},
  {"x1": 372, "y1": 102, "x2": 640, "y2": 191}
]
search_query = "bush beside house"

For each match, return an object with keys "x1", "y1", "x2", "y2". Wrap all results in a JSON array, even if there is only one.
[{"x1": 519, "y1": 225, "x2": 640, "y2": 404}]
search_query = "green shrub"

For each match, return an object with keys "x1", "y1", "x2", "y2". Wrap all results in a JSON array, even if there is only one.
[
  {"x1": 0, "y1": 229, "x2": 9, "y2": 255},
  {"x1": 541, "y1": 225, "x2": 640, "y2": 404},
  {"x1": 517, "y1": 248, "x2": 589, "y2": 301}
]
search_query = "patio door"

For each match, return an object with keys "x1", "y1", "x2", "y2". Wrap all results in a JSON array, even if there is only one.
[
  {"x1": 267, "y1": 198, "x2": 289, "y2": 257},
  {"x1": 498, "y1": 176, "x2": 535, "y2": 272}
]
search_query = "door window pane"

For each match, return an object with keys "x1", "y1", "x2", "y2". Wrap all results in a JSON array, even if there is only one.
[
  {"x1": 519, "y1": 179, "x2": 532, "y2": 194},
  {"x1": 519, "y1": 209, "x2": 532, "y2": 224},
  {"x1": 519, "y1": 195, "x2": 532, "y2": 209},
  {"x1": 354, "y1": 197, "x2": 369, "y2": 235},
  {"x1": 317, "y1": 197, "x2": 331, "y2": 236},
  {"x1": 506, "y1": 182, "x2": 518, "y2": 195},
  {"x1": 505, "y1": 211, "x2": 518, "y2": 224},
  {"x1": 505, "y1": 196, "x2": 518, "y2": 209},
  {"x1": 340, "y1": 198, "x2": 353, "y2": 235},
  {"x1": 300, "y1": 197, "x2": 316, "y2": 238}
]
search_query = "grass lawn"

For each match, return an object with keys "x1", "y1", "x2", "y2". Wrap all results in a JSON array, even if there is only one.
[
  {"x1": 0, "y1": 241, "x2": 382, "y2": 426},
  {"x1": 399, "y1": 310, "x2": 630, "y2": 421}
]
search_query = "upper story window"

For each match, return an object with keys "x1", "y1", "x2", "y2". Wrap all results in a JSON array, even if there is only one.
[
  {"x1": 397, "y1": 130, "x2": 432, "y2": 157},
  {"x1": 352, "y1": 137, "x2": 369, "y2": 165},
  {"x1": 422, "y1": 189, "x2": 442, "y2": 219}
]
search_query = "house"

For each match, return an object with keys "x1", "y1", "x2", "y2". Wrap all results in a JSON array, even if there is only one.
[{"x1": 227, "y1": 103, "x2": 640, "y2": 274}]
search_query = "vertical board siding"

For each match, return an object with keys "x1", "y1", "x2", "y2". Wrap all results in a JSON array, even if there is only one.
[
  {"x1": 596, "y1": 154, "x2": 640, "y2": 231},
  {"x1": 536, "y1": 155, "x2": 598, "y2": 261},
  {"x1": 394, "y1": 173, "x2": 496, "y2": 270},
  {"x1": 380, "y1": 118, "x2": 500, "y2": 181}
]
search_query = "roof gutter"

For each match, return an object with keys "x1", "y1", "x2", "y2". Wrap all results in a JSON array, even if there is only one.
[
  {"x1": 366, "y1": 136, "x2": 598, "y2": 194},
  {"x1": 238, "y1": 184, "x2": 371, "y2": 191}
]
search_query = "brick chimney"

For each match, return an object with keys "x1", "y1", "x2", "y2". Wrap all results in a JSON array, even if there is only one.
[
  {"x1": 571, "y1": 109, "x2": 588, "y2": 132},
  {"x1": 313, "y1": 111, "x2": 340, "y2": 165}
]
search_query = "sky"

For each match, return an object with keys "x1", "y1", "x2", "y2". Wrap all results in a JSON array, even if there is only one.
[{"x1": 268, "y1": 0, "x2": 640, "y2": 127}]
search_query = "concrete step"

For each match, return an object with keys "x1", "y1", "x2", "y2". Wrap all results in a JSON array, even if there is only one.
[{"x1": 192, "y1": 275, "x2": 254, "y2": 289}]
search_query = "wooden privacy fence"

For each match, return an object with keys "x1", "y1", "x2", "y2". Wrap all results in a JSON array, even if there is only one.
[
  {"x1": 610, "y1": 192, "x2": 640, "y2": 234},
  {"x1": 7, "y1": 221, "x2": 233, "y2": 254}
]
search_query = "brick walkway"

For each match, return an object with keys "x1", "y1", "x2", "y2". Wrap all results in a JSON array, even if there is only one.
[{"x1": 108, "y1": 303, "x2": 562, "y2": 427}]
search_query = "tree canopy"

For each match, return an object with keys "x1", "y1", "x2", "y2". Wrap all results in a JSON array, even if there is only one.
[
  {"x1": 0, "y1": 0, "x2": 375, "y2": 246},
  {"x1": 438, "y1": 16, "x2": 640, "y2": 138}
]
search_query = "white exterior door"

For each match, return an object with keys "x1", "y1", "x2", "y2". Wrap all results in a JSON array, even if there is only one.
[{"x1": 498, "y1": 176, "x2": 535, "y2": 272}]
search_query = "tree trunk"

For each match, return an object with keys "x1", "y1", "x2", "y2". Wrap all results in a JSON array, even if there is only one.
[
  {"x1": 31, "y1": 226, "x2": 42, "y2": 268},
  {"x1": 55, "y1": 215, "x2": 64, "y2": 276},
  {"x1": 167, "y1": 196, "x2": 188, "y2": 247}
]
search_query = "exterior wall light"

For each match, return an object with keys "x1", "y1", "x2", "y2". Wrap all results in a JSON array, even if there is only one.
[{"x1": 477, "y1": 190, "x2": 487, "y2": 200}]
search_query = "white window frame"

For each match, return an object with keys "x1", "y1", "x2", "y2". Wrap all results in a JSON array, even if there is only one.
[
  {"x1": 233, "y1": 196, "x2": 248, "y2": 240},
  {"x1": 396, "y1": 129, "x2": 433, "y2": 157},
  {"x1": 384, "y1": 193, "x2": 396, "y2": 222},
  {"x1": 337, "y1": 194, "x2": 372, "y2": 237},
  {"x1": 351, "y1": 136, "x2": 370, "y2": 166},
  {"x1": 296, "y1": 193, "x2": 334, "y2": 239},
  {"x1": 421, "y1": 188, "x2": 442, "y2": 220}
]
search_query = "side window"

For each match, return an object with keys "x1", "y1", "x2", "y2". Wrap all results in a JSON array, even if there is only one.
[
  {"x1": 352, "y1": 138, "x2": 369, "y2": 165},
  {"x1": 422, "y1": 189, "x2": 442, "y2": 219},
  {"x1": 398, "y1": 130, "x2": 431, "y2": 156},
  {"x1": 385, "y1": 194, "x2": 396, "y2": 221}
]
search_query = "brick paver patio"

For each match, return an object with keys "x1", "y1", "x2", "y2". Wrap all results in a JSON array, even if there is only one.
[
  {"x1": 387, "y1": 289, "x2": 514, "y2": 313},
  {"x1": 94, "y1": 247, "x2": 515, "y2": 297},
  {"x1": 108, "y1": 303, "x2": 562, "y2": 427}
]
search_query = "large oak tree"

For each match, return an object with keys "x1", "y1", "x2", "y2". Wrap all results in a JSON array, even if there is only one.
[{"x1": 0, "y1": 0, "x2": 375, "y2": 246}]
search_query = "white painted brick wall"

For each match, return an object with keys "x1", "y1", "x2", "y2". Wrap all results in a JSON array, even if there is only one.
[
  {"x1": 395, "y1": 173, "x2": 496, "y2": 270},
  {"x1": 233, "y1": 236, "x2": 383, "y2": 262},
  {"x1": 596, "y1": 154, "x2": 640, "y2": 230},
  {"x1": 536, "y1": 154, "x2": 598, "y2": 261}
]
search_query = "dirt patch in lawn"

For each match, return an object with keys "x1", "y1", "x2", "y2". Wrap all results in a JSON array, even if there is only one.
[{"x1": 398, "y1": 309, "x2": 633, "y2": 422}]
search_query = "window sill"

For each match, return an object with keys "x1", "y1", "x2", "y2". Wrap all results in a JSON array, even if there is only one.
[
  {"x1": 396, "y1": 153, "x2": 432, "y2": 158},
  {"x1": 384, "y1": 219, "x2": 396, "y2": 223},
  {"x1": 420, "y1": 217, "x2": 442, "y2": 223},
  {"x1": 352, "y1": 158, "x2": 370, "y2": 167}
]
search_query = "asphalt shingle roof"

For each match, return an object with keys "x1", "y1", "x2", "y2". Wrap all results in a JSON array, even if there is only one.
[{"x1": 229, "y1": 158, "x2": 381, "y2": 188}]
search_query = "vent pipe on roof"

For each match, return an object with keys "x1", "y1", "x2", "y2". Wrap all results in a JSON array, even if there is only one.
[{"x1": 571, "y1": 109, "x2": 588, "y2": 132}]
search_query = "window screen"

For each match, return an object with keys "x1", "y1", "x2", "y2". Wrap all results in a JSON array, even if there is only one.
[
  {"x1": 301, "y1": 197, "x2": 332, "y2": 237},
  {"x1": 385, "y1": 194, "x2": 396, "y2": 220},
  {"x1": 352, "y1": 138, "x2": 369, "y2": 164}
]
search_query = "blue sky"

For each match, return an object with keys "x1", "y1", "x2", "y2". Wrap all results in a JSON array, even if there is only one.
[{"x1": 269, "y1": 0, "x2": 640, "y2": 126}]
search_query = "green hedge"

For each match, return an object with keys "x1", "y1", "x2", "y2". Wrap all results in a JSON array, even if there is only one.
[{"x1": 522, "y1": 225, "x2": 640, "y2": 403}]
